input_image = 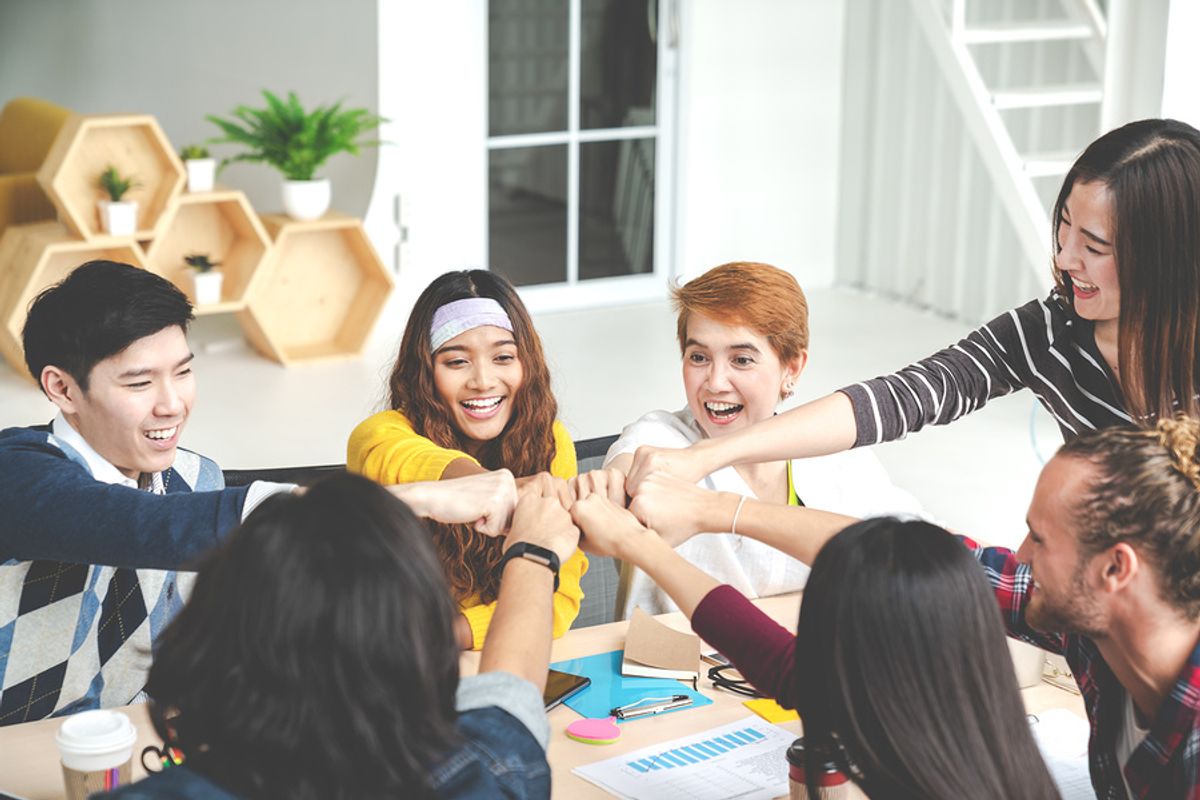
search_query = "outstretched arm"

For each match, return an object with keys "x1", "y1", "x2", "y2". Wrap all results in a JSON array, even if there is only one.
[
  {"x1": 571, "y1": 494, "x2": 804, "y2": 705},
  {"x1": 626, "y1": 392, "x2": 856, "y2": 492},
  {"x1": 627, "y1": 304, "x2": 1040, "y2": 493},
  {"x1": 628, "y1": 471, "x2": 857, "y2": 564},
  {"x1": 478, "y1": 481, "x2": 581, "y2": 692},
  {"x1": 570, "y1": 492, "x2": 719, "y2": 617}
]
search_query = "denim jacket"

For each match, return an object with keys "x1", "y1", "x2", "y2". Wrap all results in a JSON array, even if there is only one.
[{"x1": 94, "y1": 672, "x2": 551, "y2": 799}]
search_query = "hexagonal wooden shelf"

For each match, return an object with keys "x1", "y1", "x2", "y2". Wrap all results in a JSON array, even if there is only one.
[
  {"x1": 238, "y1": 212, "x2": 393, "y2": 365},
  {"x1": 0, "y1": 222, "x2": 146, "y2": 378},
  {"x1": 144, "y1": 189, "x2": 271, "y2": 315},
  {"x1": 37, "y1": 113, "x2": 185, "y2": 241}
]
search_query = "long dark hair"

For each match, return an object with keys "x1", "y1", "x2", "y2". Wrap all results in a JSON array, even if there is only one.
[
  {"x1": 795, "y1": 518, "x2": 1059, "y2": 800},
  {"x1": 388, "y1": 269, "x2": 558, "y2": 603},
  {"x1": 145, "y1": 474, "x2": 463, "y2": 799},
  {"x1": 1052, "y1": 118, "x2": 1200, "y2": 422}
]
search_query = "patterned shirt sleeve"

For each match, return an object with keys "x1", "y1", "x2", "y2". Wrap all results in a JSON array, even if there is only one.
[
  {"x1": 957, "y1": 534, "x2": 1069, "y2": 655},
  {"x1": 842, "y1": 301, "x2": 1041, "y2": 446}
]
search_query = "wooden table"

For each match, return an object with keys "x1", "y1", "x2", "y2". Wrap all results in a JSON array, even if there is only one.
[{"x1": 0, "y1": 595, "x2": 1085, "y2": 799}]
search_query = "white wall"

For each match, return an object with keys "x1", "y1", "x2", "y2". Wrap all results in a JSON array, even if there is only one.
[
  {"x1": 673, "y1": 0, "x2": 846, "y2": 287},
  {"x1": 1161, "y1": 0, "x2": 1200, "y2": 127},
  {"x1": 0, "y1": 0, "x2": 379, "y2": 218},
  {"x1": 368, "y1": 1, "x2": 488, "y2": 308}
]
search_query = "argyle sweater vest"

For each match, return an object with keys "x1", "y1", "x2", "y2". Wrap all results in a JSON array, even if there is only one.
[{"x1": 0, "y1": 426, "x2": 236, "y2": 726}]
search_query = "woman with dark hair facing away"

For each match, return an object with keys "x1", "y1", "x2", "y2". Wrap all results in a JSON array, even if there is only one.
[
  {"x1": 348, "y1": 269, "x2": 586, "y2": 650},
  {"x1": 626, "y1": 118, "x2": 1200, "y2": 493},
  {"x1": 570, "y1": 496, "x2": 1060, "y2": 799},
  {"x1": 98, "y1": 472, "x2": 579, "y2": 799}
]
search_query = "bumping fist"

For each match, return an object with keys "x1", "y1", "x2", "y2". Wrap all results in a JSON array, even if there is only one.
[
  {"x1": 626, "y1": 444, "x2": 707, "y2": 494},
  {"x1": 629, "y1": 472, "x2": 736, "y2": 548},
  {"x1": 507, "y1": 478, "x2": 581, "y2": 564},
  {"x1": 516, "y1": 471, "x2": 574, "y2": 511},
  {"x1": 388, "y1": 468, "x2": 518, "y2": 537},
  {"x1": 569, "y1": 467, "x2": 628, "y2": 506},
  {"x1": 570, "y1": 493, "x2": 654, "y2": 560}
]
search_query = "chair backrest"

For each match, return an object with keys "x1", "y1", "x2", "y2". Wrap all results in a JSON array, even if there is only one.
[
  {"x1": 0, "y1": 97, "x2": 71, "y2": 174},
  {"x1": 220, "y1": 434, "x2": 625, "y2": 629},
  {"x1": 571, "y1": 435, "x2": 621, "y2": 629},
  {"x1": 222, "y1": 463, "x2": 342, "y2": 487}
]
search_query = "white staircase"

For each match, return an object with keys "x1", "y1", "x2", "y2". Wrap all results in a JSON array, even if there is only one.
[
  {"x1": 914, "y1": 0, "x2": 1108, "y2": 280},
  {"x1": 835, "y1": 0, "x2": 1128, "y2": 324}
]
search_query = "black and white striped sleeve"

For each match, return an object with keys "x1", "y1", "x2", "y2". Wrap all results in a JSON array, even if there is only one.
[{"x1": 841, "y1": 300, "x2": 1046, "y2": 446}]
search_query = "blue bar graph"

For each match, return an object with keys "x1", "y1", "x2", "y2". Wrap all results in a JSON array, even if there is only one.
[{"x1": 626, "y1": 725, "x2": 771, "y2": 773}]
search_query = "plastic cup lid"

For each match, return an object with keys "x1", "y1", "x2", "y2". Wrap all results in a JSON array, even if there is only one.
[{"x1": 55, "y1": 710, "x2": 137, "y2": 757}]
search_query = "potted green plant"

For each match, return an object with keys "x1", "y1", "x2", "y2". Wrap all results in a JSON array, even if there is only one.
[
  {"x1": 96, "y1": 165, "x2": 140, "y2": 236},
  {"x1": 180, "y1": 144, "x2": 216, "y2": 193},
  {"x1": 206, "y1": 90, "x2": 384, "y2": 220},
  {"x1": 183, "y1": 253, "x2": 223, "y2": 305}
]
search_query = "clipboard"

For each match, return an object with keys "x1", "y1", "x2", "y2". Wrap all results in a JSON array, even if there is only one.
[{"x1": 550, "y1": 649, "x2": 712, "y2": 723}]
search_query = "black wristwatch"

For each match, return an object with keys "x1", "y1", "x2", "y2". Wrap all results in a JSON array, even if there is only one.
[{"x1": 499, "y1": 542, "x2": 561, "y2": 591}]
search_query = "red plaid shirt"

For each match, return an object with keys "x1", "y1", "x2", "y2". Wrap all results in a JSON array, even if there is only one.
[{"x1": 963, "y1": 536, "x2": 1200, "y2": 799}]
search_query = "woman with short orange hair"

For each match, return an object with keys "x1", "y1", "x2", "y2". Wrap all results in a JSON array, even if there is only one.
[{"x1": 597, "y1": 262, "x2": 922, "y2": 616}]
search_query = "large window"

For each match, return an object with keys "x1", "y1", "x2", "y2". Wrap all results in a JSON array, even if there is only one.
[{"x1": 487, "y1": 0, "x2": 673, "y2": 298}]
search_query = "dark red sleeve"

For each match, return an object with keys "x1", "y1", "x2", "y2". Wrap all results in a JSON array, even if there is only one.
[{"x1": 690, "y1": 585, "x2": 800, "y2": 708}]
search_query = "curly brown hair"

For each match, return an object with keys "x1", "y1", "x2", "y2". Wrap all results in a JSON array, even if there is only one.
[
  {"x1": 1059, "y1": 416, "x2": 1200, "y2": 617},
  {"x1": 388, "y1": 270, "x2": 558, "y2": 603}
]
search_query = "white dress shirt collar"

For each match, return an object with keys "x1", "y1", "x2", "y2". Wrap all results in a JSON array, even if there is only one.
[{"x1": 51, "y1": 411, "x2": 142, "y2": 489}]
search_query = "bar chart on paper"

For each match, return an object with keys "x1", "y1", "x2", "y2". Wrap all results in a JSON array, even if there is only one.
[{"x1": 574, "y1": 716, "x2": 795, "y2": 800}]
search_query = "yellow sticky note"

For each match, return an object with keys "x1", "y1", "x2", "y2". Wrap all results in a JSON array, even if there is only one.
[{"x1": 743, "y1": 697, "x2": 800, "y2": 723}]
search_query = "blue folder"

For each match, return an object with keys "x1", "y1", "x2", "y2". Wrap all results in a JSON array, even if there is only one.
[{"x1": 550, "y1": 649, "x2": 712, "y2": 723}]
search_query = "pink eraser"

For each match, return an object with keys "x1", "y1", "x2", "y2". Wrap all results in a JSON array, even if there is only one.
[{"x1": 566, "y1": 715, "x2": 621, "y2": 745}]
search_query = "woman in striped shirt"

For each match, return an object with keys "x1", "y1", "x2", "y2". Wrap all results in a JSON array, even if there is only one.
[{"x1": 626, "y1": 118, "x2": 1200, "y2": 489}]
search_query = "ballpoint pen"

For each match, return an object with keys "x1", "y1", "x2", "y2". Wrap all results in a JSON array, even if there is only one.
[{"x1": 611, "y1": 694, "x2": 693, "y2": 720}]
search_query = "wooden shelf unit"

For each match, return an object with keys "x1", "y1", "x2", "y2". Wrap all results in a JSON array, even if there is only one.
[
  {"x1": 144, "y1": 189, "x2": 271, "y2": 314},
  {"x1": 239, "y1": 213, "x2": 393, "y2": 365},
  {"x1": 0, "y1": 222, "x2": 146, "y2": 377},
  {"x1": 37, "y1": 114, "x2": 184, "y2": 241}
]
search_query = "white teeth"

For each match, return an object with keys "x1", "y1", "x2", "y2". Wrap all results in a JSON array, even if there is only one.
[
  {"x1": 145, "y1": 426, "x2": 177, "y2": 441},
  {"x1": 705, "y1": 402, "x2": 742, "y2": 413},
  {"x1": 462, "y1": 397, "x2": 502, "y2": 409},
  {"x1": 1074, "y1": 279, "x2": 1098, "y2": 290}
]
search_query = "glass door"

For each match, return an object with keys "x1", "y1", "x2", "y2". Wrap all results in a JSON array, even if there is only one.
[{"x1": 487, "y1": 0, "x2": 676, "y2": 307}]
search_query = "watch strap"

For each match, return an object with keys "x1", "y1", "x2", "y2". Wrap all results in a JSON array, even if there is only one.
[{"x1": 499, "y1": 542, "x2": 561, "y2": 591}]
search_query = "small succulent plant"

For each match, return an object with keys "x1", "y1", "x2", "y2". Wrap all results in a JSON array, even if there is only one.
[
  {"x1": 98, "y1": 165, "x2": 140, "y2": 202},
  {"x1": 180, "y1": 144, "x2": 211, "y2": 160},
  {"x1": 183, "y1": 253, "x2": 221, "y2": 273}
]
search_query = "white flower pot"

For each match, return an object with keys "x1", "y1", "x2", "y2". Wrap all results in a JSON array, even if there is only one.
[
  {"x1": 184, "y1": 158, "x2": 216, "y2": 193},
  {"x1": 97, "y1": 200, "x2": 138, "y2": 236},
  {"x1": 191, "y1": 269, "x2": 224, "y2": 305},
  {"x1": 282, "y1": 178, "x2": 331, "y2": 221}
]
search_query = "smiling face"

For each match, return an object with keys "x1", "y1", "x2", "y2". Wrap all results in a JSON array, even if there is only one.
[
  {"x1": 52, "y1": 325, "x2": 196, "y2": 480},
  {"x1": 681, "y1": 313, "x2": 801, "y2": 439},
  {"x1": 432, "y1": 325, "x2": 523, "y2": 448},
  {"x1": 1056, "y1": 180, "x2": 1119, "y2": 324},
  {"x1": 1017, "y1": 454, "x2": 1107, "y2": 637}
]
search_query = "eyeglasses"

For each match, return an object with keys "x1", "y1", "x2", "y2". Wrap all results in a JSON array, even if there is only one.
[{"x1": 706, "y1": 664, "x2": 766, "y2": 698}]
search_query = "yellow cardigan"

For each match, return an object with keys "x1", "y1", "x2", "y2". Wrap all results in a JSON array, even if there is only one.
[{"x1": 347, "y1": 409, "x2": 587, "y2": 650}]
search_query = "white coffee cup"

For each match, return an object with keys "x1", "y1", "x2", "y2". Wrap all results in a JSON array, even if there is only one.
[{"x1": 56, "y1": 710, "x2": 138, "y2": 799}]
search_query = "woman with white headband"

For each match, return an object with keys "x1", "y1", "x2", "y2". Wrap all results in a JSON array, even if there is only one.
[{"x1": 348, "y1": 270, "x2": 586, "y2": 650}]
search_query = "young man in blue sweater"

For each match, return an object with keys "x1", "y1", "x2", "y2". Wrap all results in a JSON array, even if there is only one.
[
  {"x1": 0, "y1": 260, "x2": 296, "y2": 726},
  {"x1": 0, "y1": 261, "x2": 530, "y2": 728}
]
